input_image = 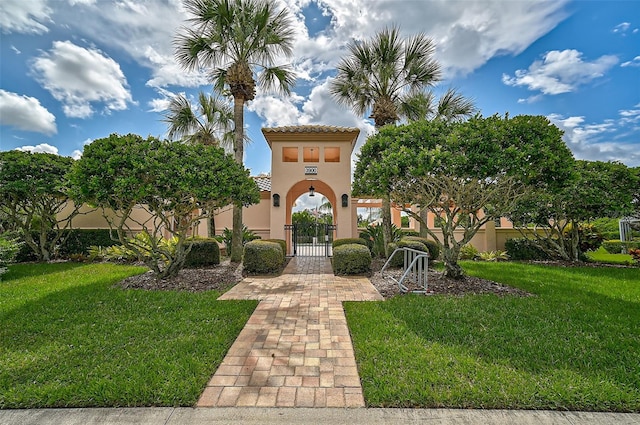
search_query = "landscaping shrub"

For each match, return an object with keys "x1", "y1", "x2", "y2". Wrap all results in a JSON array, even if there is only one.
[
  {"x1": 332, "y1": 238, "x2": 368, "y2": 248},
  {"x1": 263, "y1": 239, "x2": 287, "y2": 256},
  {"x1": 629, "y1": 248, "x2": 640, "y2": 265},
  {"x1": 591, "y1": 217, "x2": 622, "y2": 240},
  {"x1": 459, "y1": 244, "x2": 479, "y2": 260},
  {"x1": 478, "y1": 250, "x2": 509, "y2": 262},
  {"x1": 12, "y1": 229, "x2": 118, "y2": 262},
  {"x1": 565, "y1": 223, "x2": 604, "y2": 253},
  {"x1": 401, "y1": 229, "x2": 420, "y2": 237},
  {"x1": 333, "y1": 243, "x2": 371, "y2": 275},
  {"x1": 0, "y1": 235, "x2": 21, "y2": 280},
  {"x1": 359, "y1": 224, "x2": 403, "y2": 257},
  {"x1": 216, "y1": 226, "x2": 260, "y2": 255},
  {"x1": 402, "y1": 236, "x2": 440, "y2": 260},
  {"x1": 184, "y1": 238, "x2": 220, "y2": 268},
  {"x1": 505, "y1": 238, "x2": 551, "y2": 260},
  {"x1": 243, "y1": 240, "x2": 284, "y2": 274},
  {"x1": 387, "y1": 239, "x2": 428, "y2": 267},
  {"x1": 602, "y1": 240, "x2": 640, "y2": 254},
  {"x1": 58, "y1": 229, "x2": 118, "y2": 256}
]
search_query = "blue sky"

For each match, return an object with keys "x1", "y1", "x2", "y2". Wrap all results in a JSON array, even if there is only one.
[{"x1": 1, "y1": 0, "x2": 639, "y2": 179}]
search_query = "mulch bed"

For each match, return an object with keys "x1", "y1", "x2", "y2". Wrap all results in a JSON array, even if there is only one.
[
  {"x1": 117, "y1": 258, "x2": 532, "y2": 299},
  {"x1": 119, "y1": 260, "x2": 244, "y2": 293},
  {"x1": 368, "y1": 259, "x2": 532, "y2": 299}
]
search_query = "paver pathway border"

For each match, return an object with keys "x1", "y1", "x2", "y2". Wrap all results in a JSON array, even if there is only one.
[{"x1": 197, "y1": 257, "x2": 383, "y2": 408}]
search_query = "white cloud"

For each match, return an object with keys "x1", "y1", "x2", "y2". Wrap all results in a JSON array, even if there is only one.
[
  {"x1": 31, "y1": 41, "x2": 133, "y2": 118},
  {"x1": 0, "y1": 89, "x2": 57, "y2": 135},
  {"x1": 15, "y1": 143, "x2": 59, "y2": 155},
  {"x1": 147, "y1": 88, "x2": 179, "y2": 112},
  {"x1": 71, "y1": 150, "x2": 83, "y2": 160},
  {"x1": 613, "y1": 22, "x2": 632, "y2": 34},
  {"x1": 621, "y1": 56, "x2": 640, "y2": 67},
  {"x1": 307, "y1": 0, "x2": 569, "y2": 77},
  {"x1": 248, "y1": 93, "x2": 306, "y2": 127},
  {"x1": 548, "y1": 113, "x2": 640, "y2": 166},
  {"x1": 0, "y1": 0, "x2": 51, "y2": 34},
  {"x1": 502, "y1": 49, "x2": 619, "y2": 95}
]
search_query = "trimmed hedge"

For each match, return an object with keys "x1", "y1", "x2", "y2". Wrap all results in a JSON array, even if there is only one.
[
  {"x1": 602, "y1": 240, "x2": 640, "y2": 254},
  {"x1": 332, "y1": 244, "x2": 371, "y2": 275},
  {"x1": 263, "y1": 239, "x2": 287, "y2": 256},
  {"x1": 332, "y1": 238, "x2": 368, "y2": 249},
  {"x1": 402, "y1": 236, "x2": 440, "y2": 260},
  {"x1": 505, "y1": 238, "x2": 551, "y2": 260},
  {"x1": 184, "y1": 238, "x2": 220, "y2": 268},
  {"x1": 243, "y1": 240, "x2": 284, "y2": 274},
  {"x1": 15, "y1": 229, "x2": 118, "y2": 262}
]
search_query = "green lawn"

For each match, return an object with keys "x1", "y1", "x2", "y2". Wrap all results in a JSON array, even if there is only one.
[
  {"x1": 345, "y1": 261, "x2": 640, "y2": 411},
  {"x1": 586, "y1": 246, "x2": 635, "y2": 265},
  {"x1": 0, "y1": 263, "x2": 257, "y2": 408}
]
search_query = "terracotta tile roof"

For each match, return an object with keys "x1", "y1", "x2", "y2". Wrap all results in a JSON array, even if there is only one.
[
  {"x1": 262, "y1": 125, "x2": 359, "y2": 134},
  {"x1": 253, "y1": 176, "x2": 271, "y2": 192}
]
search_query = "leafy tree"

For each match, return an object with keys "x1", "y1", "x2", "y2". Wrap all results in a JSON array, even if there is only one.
[
  {"x1": 163, "y1": 91, "x2": 237, "y2": 237},
  {"x1": 175, "y1": 0, "x2": 295, "y2": 262},
  {"x1": 0, "y1": 150, "x2": 81, "y2": 261},
  {"x1": 354, "y1": 115, "x2": 574, "y2": 278},
  {"x1": 69, "y1": 133, "x2": 260, "y2": 279},
  {"x1": 508, "y1": 160, "x2": 639, "y2": 261},
  {"x1": 331, "y1": 26, "x2": 475, "y2": 256}
]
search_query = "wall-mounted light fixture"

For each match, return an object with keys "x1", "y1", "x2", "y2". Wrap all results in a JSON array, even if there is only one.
[
  {"x1": 273, "y1": 193, "x2": 280, "y2": 207},
  {"x1": 308, "y1": 185, "x2": 315, "y2": 197},
  {"x1": 341, "y1": 194, "x2": 349, "y2": 207}
]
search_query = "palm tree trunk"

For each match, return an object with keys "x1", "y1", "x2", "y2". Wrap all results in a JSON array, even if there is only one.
[
  {"x1": 381, "y1": 195, "x2": 393, "y2": 257},
  {"x1": 230, "y1": 95, "x2": 245, "y2": 262}
]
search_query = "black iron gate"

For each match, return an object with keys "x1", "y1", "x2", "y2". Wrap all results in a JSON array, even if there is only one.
[{"x1": 284, "y1": 224, "x2": 336, "y2": 257}]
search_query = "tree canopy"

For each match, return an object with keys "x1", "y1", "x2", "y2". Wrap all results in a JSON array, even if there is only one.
[
  {"x1": 354, "y1": 115, "x2": 575, "y2": 278},
  {"x1": 508, "y1": 159, "x2": 639, "y2": 261},
  {"x1": 0, "y1": 150, "x2": 80, "y2": 261},
  {"x1": 69, "y1": 133, "x2": 260, "y2": 278}
]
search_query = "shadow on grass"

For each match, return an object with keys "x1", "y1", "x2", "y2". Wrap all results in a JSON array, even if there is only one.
[
  {"x1": 0, "y1": 271, "x2": 257, "y2": 408},
  {"x1": 2, "y1": 262, "x2": 86, "y2": 282},
  {"x1": 345, "y1": 263, "x2": 640, "y2": 411}
]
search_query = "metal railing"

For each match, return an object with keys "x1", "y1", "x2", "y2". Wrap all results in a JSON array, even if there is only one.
[{"x1": 380, "y1": 247, "x2": 429, "y2": 294}]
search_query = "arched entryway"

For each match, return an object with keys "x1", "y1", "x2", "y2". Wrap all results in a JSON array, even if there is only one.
[{"x1": 285, "y1": 180, "x2": 337, "y2": 256}]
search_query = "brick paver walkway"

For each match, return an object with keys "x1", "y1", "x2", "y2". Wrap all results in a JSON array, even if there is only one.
[{"x1": 197, "y1": 257, "x2": 383, "y2": 408}]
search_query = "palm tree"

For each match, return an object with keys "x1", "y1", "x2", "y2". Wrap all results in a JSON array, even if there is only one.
[
  {"x1": 162, "y1": 91, "x2": 236, "y2": 237},
  {"x1": 330, "y1": 26, "x2": 475, "y2": 255},
  {"x1": 163, "y1": 92, "x2": 235, "y2": 148},
  {"x1": 175, "y1": 0, "x2": 296, "y2": 261}
]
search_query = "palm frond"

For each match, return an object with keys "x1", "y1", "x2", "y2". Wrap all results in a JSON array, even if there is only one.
[{"x1": 436, "y1": 87, "x2": 477, "y2": 122}]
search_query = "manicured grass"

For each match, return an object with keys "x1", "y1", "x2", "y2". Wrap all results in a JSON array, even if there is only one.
[
  {"x1": 345, "y1": 262, "x2": 640, "y2": 411},
  {"x1": 586, "y1": 247, "x2": 635, "y2": 265},
  {"x1": 0, "y1": 263, "x2": 257, "y2": 408}
]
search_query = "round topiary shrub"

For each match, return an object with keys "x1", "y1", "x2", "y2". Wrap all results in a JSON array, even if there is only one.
[
  {"x1": 332, "y1": 238, "x2": 368, "y2": 249},
  {"x1": 184, "y1": 238, "x2": 220, "y2": 268},
  {"x1": 243, "y1": 240, "x2": 284, "y2": 274},
  {"x1": 387, "y1": 239, "x2": 428, "y2": 267},
  {"x1": 263, "y1": 239, "x2": 287, "y2": 256},
  {"x1": 402, "y1": 236, "x2": 440, "y2": 260},
  {"x1": 332, "y1": 243, "x2": 371, "y2": 275}
]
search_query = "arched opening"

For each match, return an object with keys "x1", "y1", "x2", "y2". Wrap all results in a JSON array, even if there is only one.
[
  {"x1": 285, "y1": 180, "x2": 337, "y2": 227},
  {"x1": 285, "y1": 180, "x2": 337, "y2": 256}
]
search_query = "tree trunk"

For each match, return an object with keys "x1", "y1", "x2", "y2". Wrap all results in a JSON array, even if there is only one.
[
  {"x1": 230, "y1": 95, "x2": 245, "y2": 262},
  {"x1": 381, "y1": 195, "x2": 393, "y2": 257},
  {"x1": 419, "y1": 208, "x2": 429, "y2": 238},
  {"x1": 441, "y1": 246, "x2": 465, "y2": 279}
]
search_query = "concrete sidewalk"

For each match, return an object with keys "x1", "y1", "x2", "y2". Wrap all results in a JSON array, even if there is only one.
[{"x1": 1, "y1": 407, "x2": 639, "y2": 425}]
